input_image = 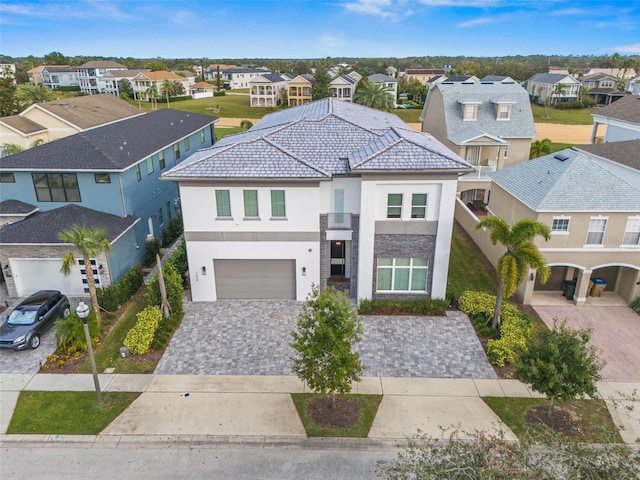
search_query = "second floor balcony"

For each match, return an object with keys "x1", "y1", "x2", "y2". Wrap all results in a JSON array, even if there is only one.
[
  {"x1": 327, "y1": 212, "x2": 352, "y2": 230},
  {"x1": 460, "y1": 164, "x2": 496, "y2": 180}
]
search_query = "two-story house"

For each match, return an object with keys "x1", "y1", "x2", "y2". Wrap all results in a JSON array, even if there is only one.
[
  {"x1": 367, "y1": 74, "x2": 398, "y2": 107},
  {"x1": 132, "y1": 71, "x2": 190, "y2": 101},
  {"x1": 162, "y1": 98, "x2": 472, "y2": 303},
  {"x1": 0, "y1": 109, "x2": 217, "y2": 297},
  {"x1": 525, "y1": 73, "x2": 582, "y2": 104},
  {"x1": 222, "y1": 67, "x2": 271, "y2": 89},
  {"x1": 288, "y1": 74, "x2": 314, "y2": 107},
  {"x1": 474, "y1": 147, "x2": 640, "y2": 307},
  {"x1": 249, "y1": 74, "x2": 289, "y2": 107},
  {"x1": 329, "y1": 72, "x2": 362, "y2": 102},
  {"x1": 403, "y1": 68, "x2": 445, "y2": 85},
  {"x1": 41, "y1": 66, "x2": 79, "y2": 90},
  {"x1": 77, "y1": 60, "x2": 129, "y2": 95},
  {"x1": 580, "y1": 73, "x2": 625, "y2": 106},
  {"x1": 101, "y1": 69, "x2": 151, "y2": 97},
  {"x1": 420, "y1": 79, "x2": 536, "y2": 208},
  {"x1": 590, "y1": 95, "x2": 640, "y2": 143},
  {"x1": 0, "y1": 94, "x2": 143, "y2": 151}
]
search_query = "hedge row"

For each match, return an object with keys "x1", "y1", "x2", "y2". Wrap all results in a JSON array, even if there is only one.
[
  {"x1": 97, "y1": 265, "x2": 143, "y2": 312},
  {"x1": 358, "y1": 297, "x2": 448, "y2": 316},
  {"x1": 123, "y1": 305, "x2": 162, "y2": 355}
]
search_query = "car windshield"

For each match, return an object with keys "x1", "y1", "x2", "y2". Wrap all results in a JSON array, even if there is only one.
[{"x1": 7, "y1": 308, "x2": 38, "y2": 325}]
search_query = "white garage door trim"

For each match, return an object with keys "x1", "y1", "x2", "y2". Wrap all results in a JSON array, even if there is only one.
[
  {"x1": 11, "y1": 258, "x2": 86, "y2": 297},
  {"x1": 214, "y1": 259, "x2": 296, "y2": 299}
]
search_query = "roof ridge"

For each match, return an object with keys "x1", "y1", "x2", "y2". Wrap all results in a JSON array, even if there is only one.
[
  {"x1": 390, "y1": 126, "x2": 475, "y2": 168},
  {"x1": 261, "y1": 137, "x2": 331, "y2": 177},
  {"x1": 349, "y1": 129, "x2": 402, "y2": 168}
]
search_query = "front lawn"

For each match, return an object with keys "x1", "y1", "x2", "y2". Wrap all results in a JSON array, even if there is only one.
[
  {"x1": 216, "y1": 126, "x2": 244, "y2": 141},
  {"x1": 7, "y1": 391, "x2": 140, "y2": 434},
  {"x1": 393, "y1": 107, "x2": 422, "y2": 124},
  {"x1": 129, "y1": 95, "x2": 268, "y2": 119},
  {"x1": 531, "y1": 104, "x2": 596, "y2": 125}
]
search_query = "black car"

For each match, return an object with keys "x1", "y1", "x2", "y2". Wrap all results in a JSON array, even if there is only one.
[{"x1": 0, "y1": 290, "x2": 71, "y2": 350}]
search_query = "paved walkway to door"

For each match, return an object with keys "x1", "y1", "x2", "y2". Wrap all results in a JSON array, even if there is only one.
[
  {"x1": 155, "y1": 300, "x2": 496, "y2": 378},
  {"x1": 533, "y1": 305, "x2": 640, "y2": 382}
]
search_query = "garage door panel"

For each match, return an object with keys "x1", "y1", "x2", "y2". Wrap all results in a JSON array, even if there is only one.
[
  {"x1": 12, "y1": 259, "x2": 86, "y2": 297},
  {"x1": 214, "y1": 259, "x2": 295, "y2": 299}
]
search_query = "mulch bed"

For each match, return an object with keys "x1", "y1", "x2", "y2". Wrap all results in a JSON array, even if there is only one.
[
  {"x1": 525, "y1": 405, "x2": 588, "y2": 438},
  {"x1": 308, "y1": 396, "x2": 363, "y2": 429}
]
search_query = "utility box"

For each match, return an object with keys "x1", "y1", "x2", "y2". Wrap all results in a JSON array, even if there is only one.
[{"x1": 119, "y1": 346, "x2": 130, "y2": 358}]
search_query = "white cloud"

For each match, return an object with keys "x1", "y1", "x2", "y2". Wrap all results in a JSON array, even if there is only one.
[
  {"x1": 613, "y1": 43, "x2": 640, "y2": 54},
  {"x1": 551, "y1": 8, "x2": 588, "y2": 16},
  {"x1": 0, "y1": 1, "x2": 134, "y2": 21},
  {"x1": 418, "y1": 0, "x2": 500, "y2": 6},
  {"x1": 457, "y1": 16, "x2": 495, "y2": 27},
  {"x1": 172, "y1": 10, "x2": 194, "y2": 26},
  {"x1": 342, "y1": 0, "x2": 396, "y2": 18}
]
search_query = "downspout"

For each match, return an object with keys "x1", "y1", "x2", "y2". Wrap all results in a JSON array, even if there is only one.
[{"x1": 118, "y1": 174, "x2": 128, "y2": 216}]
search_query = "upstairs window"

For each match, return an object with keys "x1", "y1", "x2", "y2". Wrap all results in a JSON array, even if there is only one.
[
  {"x1": 551, "y1": 217, "x2": 570, "y2": 233},
  {"x1": 158, "y1": 151, "x2": 165, "y2": 170},
  {"x1": 411, "y1": 194, "x2": 427, "y2": 219},
  {"x1": 184, "y1": 137, "x2": 190, "y2": 151},
  {"x1": 0, "y1": 173, "x2": 15, "y2": 183},
  {"x1": 586, "y1": 217, "x2": 607, "y2": 245},
  {"x1": 243, "y1": 190, "x2": 259, "y2": 218},
  {"x1": 200, "y1": 129, "x2": 206, "y2": 143},
  {"x1": 215, "y1": 190, "x2": 231, "y2": 217},
  {"x1": 94, "y1": 173, "x2": 111, "y2": 184},
  {"x1": 32, "y1": 173, "x2": 80, "y2": 202},
  {"x1": 270, "y1": 190, "x2": 286, "y2": 218},
  {"x1": 135, "y1": 164, "x2": 141, "y2": 182},
  {"x1": 623, "y1": 217, "x2": 640, "y2": 246},
  {"x1": 463, "y1": 104, "x2": 478, "y2": 121},
  {"x1": 497, "y1": 104, "x2": 512, "y2": 120},
  {"x1": 146, "y1": 157, "x2": 154, "y2": 175},
  {"x1": 173, "y1": 143, "x2": 181, "y2": 162},
  {"x1": 387, "y1": 194, "x2": 403, "y2": 219}
]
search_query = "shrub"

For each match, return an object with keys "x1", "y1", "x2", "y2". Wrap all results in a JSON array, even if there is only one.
[
  {"x1": 166, "y1": 241, "x2": 188, "y2": 278},
  {"x1": 145, "y1": 261, "x2": 184, "y2": 316},
  {"x1": 161, "y1": 213, "x2": 183, "y2": 247},
  {"x1": 151, "y1": 312, "x2": 182, "y2": 351},
  {"x1": 143, "y1": 238, "x2": 162, "y2": 266},
  {"x1": 554, "y1": 100, "x2": 584, "y2": 110},
  {"x1": 487, "y1": 312, "x2": 532, "y2": 366},
  {"x1": 55, "y1": 311, "x2": 100, "y2": 351},
  {"x1": 123, "y1": 305, "x2": 162, "y2": 355},
  {"x1": 631, "y1": 296, "x2": 640, "y2": 315},
  {"x1": 458, "y1": 290, "x2": 521, "y2": 337},
  {"x1": 358, "y1": 298, "x2": 448, "y2": 316},
  {"x1": 57, "y1": 85, "x2": 80, "y2": 92},
  {"x1": 97, "y1": 265, "x2": 143, "y2": 312}
]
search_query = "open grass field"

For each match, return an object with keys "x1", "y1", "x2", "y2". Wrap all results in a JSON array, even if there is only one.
[
  {"x1": 531, "y1": 104, "x2": 597, "y2": 125},
  {"x1": 130, "y1": 94, "x2": 269, "y2": 120}
]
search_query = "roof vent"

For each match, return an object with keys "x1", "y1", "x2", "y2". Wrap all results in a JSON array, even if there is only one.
[{"x1": 554, "y1": 153, "x2": 569, "y2": 161}]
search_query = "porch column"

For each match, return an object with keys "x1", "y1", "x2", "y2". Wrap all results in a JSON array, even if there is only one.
[
  {"x1": 564, "y1": 267, "x2": 575, "y2": 281},
  {"x1": 573, "y1": 269, "x2": 592, "y2": 306},
  {"x1": 521, "y1": 268, "x2": 536, "y2": 305},
  {"x1": 590, "y1": 122, "x2": 600, "y2": 144}
]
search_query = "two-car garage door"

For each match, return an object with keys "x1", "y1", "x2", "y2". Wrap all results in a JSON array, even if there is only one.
[
  {"x1": 213, "y1": 259, "x2": 296, "y2": 299},
  {"x1": 11, "y1": 259, "x2": 86, "y2": 297}
]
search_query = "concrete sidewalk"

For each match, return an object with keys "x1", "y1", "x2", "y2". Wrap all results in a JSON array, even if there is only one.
[{"x1": 2, "y1": 374, "x2": 638, "y2": 444}]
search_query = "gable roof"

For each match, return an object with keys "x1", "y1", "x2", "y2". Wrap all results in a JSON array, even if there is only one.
[
  {"x1": 592, "y1": 95, "x2": 640, "y2": 124},
  {"x1": 249, "y1": 73, "x2": 286, "y2": 84},
  {"x1": 0, "y1": 109, "x2": 217, "y2": 172},
  {"x1": 489, "y1": 148, "x2": 640, "y2": 212},
  {"x1": 330, "y1": 75, "x2": 357, "y2": 86},
  {"x1": 163, "y1": 98, "x2": 471, "y2": 181},
  {"x1": 78, "y1": 60, "x2": 126, "y2": 69},
  {"x1": 133, "y1": 71, "x2": 185, "y2": 81},
  {"x1": 575, "y1": 140, "x2": 640, "y2": 171},
  {"x1": 428, "y1": 82, "x2": 536, "y2": 141},
  {"x1": 527, "y1": 73, "x2": 580, "y2": 84},
  {"x1": 368, "y1": 73, "x2": 396, "y2": 83},
  {"x1": 0, "y1": 204, "x2": 138, "y2": 245},
  {"x1": 0, "y1": 199, "x2": 38, "y2": 216},
  {"x1": 24, "y1": 94, "x2": 143, "y2": 130},
  {"x1": 42, "y1": 66, "x2": 77, "y2": 73},
  {"x1": 0, "y1": 115, "x2": 47, "y2": 135},
  {"x1": 102, "y1": 69, "x2": 150, "y2": 79}
]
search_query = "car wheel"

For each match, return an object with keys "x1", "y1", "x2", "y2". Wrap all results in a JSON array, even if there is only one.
[
  {"x1": 62, "y1": 307, "x2": 71, "y2": 318},
  {"x1": 29, "y1": 334, "x2": 40, "y2": 349}
]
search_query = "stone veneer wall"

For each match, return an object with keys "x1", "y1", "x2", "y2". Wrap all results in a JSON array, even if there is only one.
[
  {"x1": 372, "y1": 233, "x2": 436, "y2": 300},
  {"x1": 318, "y1": 213, "x2": 359, "y2": 299}
]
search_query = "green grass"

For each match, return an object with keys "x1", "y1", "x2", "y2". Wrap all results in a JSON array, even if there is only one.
[
  {"x1": 291, "y1": 393, "x2": 381, "y2": 437},
  {"x1": 76, "y1": 294, "x2": 154, "y2": 374},
  {"x1": 549, "y1": 142, "x2": 576, "y2": 153},
  {"x1": 130, "y1": 95, "x2": 268, "y2": 119},
  {"x1": 448, "y1": 222, "x2": 498, "y2": 297},
  {"x1": 483, "y1": 397, "x2": 622, "y2": 443},
  {"x1": 216, "y1": 126, "x2": 244, "y2": 141},
  {"x1": 531, "y1": 104, "x2": 596, "y2": 125},
  {"x1": 392, "y1": 107, "x2": 422, "y2": 124},
  {"x1": 7, "y1": 391, "x2": 140, "y2": 434}
]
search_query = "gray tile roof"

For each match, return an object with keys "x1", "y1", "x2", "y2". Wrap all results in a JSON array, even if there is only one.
[
  {"x1": 0, "y1": 204, "x2": 139, "y2": 244},
  {"x1": 576, "y1": 140, "x2": 640, "y2": 171},
  {"x1": 163, "y1": 98, "x2": 471, "y2": 180},
  {"x1": 78, "y1": 60, "x2": 126, "y2": 69},
  {"x1": 489, "y1": 148, "x2": 640, "y2": 212},
  {"x1": 0, "y1": 109, "x2": 217, "y2": 172},
  {"x1": 434, "y1": 82, "x2": 536, "y2": 142},
  {"x1": 368, "y1": 74, "x2": 397, "y2": 83},
  {"x1": 250, "y1": 73, "x2": 285, "y2": 83},
  {"x1": 527, "y1": 73, "x2": 579, "y2": 84},
  {"x1": 592, "y1": 95, "x2": 640, "y2": 124},
  {"x1": 223, "y1": 68, "x2": 270, "y2": 74},
  {"x1": 0, "y1": 200, "x2": 38, "y2": 215}
]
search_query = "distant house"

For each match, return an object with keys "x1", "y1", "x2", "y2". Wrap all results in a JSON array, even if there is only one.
[
  {"x1": 41, "y1": 66, "x2": 79, "y2": 90},
  {"x1": 0, "y1": 94, "x2": 143, "y2": 151},
  {"x1": 249, "y1": 74, "x2": 288, "y2": 107},
  {"x1": 404, "y1": 68, "x2": 445, "y2": 85},
  {"x1": 132, "y1": 71, "x2": 190, "y2": 101},
  {"x1": 221, "y1": 67, "x2": 271, "y2": 89},
  {"x1": 586, "y1": 67, "x2": 637, "y2": 80},
  {"x1": 101, "y1": 69, "x2": 151, "y2": 97},
  {"x1": 525, "y1": 73, "x2": 582, "y2": 104},
  {"x1": 590, "y1": 95, "x2": 640, "y2": 143},
  {"x1": 77, "y1": 60, "x2": 128, "y2": 95},
  {"x1": 420, "y1": 78, "x2": 536, "y2": 207},
  {"x1": 0, "y1": 60, "x2": 16, "y2": 84},
  {"x1": 446, "y1": 75, "x2": 480, "y2": 83},
  {"x1": 367, "y1": 74, "x2": 398, "y2": 107},
  {"x1": 329, "y1": 73, "x2": 359, "y2": 102},
  {"x1": 580, "y1": 73, "x2": 625, "y2": 106},
  {"x1": 0, "y1": 109, "x2": 217, "y2": 297},
  {"x1": 190, "y1": 81, "x2": 216, "y2": 100},
  {"x1": 626, "y1": 75, "x2": 640, "y2": 96},
  {"x1": 480, "y1": 75, "x2": 516, "y2": 84},
  {"x1": 468, "y1": 147, "x2": 640, "y2": 307},
  {"x1": 288, "y1": 74, "x2": 313, "y2": 107},
  {"x1": 28, "y1": 65, "x2": 46, "y2": 85}
]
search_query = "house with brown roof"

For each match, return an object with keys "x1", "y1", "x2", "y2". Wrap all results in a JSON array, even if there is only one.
[
  {"x1": 27, "y1": 65, "x2": 46, "y2": 85},
  {"x1": 288, "y1": 74, "x2": 314, "y2": 107},
  {"x1": 0, "y1": 94, "x2": 143, "y2": 152},
  {"x1": 580, "y1": 73, "x2": 625, "y2": 106},
  {"x1": 590, "y1": 95, "x2": 640, "y2": 143},
  {"x1": 41, "y1": 66, "x2": 79, "y2": 90},
  {"x1": 403, "y1": 68, "x2": 446, "y2": 85},
  {"x1": 77, "y1": 60, "x2": 128, "y2": 95},
  {"x1": 132, "y1": 71, "x2": 190, "y2": 101}
]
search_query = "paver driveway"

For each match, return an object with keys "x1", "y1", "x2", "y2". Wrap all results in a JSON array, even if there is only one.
[
  {"x1": 155, "y1": 300, "x2": 496, "y2": 378},
  {"x1": 533, "y1": 305, "x2": 640, "y2": 382}
]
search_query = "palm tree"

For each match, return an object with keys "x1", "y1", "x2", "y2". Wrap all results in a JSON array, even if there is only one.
[
  {"x1": 476, "y1": 216, "x2": 551, "y2": 329},
  {"x1": 1, "y1": 143, "x2": 24, "y2": 156},
  {"x1": 354, "y1": 80, "x2": 394, "y2": 111},
  {"x1": 161, "y1": 80, "x2": 173, "y2": 106},
  {"x1": 145, "y1": 84, "x2": 159, "y2": 110},
  {"x1": 529, "y1": 138, "x2": 552, "y2": 159},
  {"x1": 16, "y1": 84, "x2": 51, "y2": 108},
  {"x1": 58, "y1": 225, "x2": 112, "y2": 325}
]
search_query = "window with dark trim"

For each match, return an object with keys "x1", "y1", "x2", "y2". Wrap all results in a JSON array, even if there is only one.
[
  {"x1": 184, "y1": 137, "x2": 190, "y2": 151},
  {"x1": 159, "y1": 150, "x2": 165, "y2": 170},
  {"x1": 32, "y1": 173, "x2": 81, "y2": 202},
  {"x1": 0, "y1": 172, "x2": 15, "y2": 183},
  {"x1": 94, "y1": 173, "x2": 111, "y2": 184},
  {"x1": 135, "y1": 164, "x2": 141, "y2": 182},
  {"x1": 173, "y1": 143, "x2": 181, "y2": 162},
  {"x1": 146, "y1": 157, "x2": 154, "y2": 175}
]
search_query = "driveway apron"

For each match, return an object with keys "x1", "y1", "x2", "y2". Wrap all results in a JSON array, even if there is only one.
[{"x1": 155, "y1": 300, "x2": 496, "y2": 379}]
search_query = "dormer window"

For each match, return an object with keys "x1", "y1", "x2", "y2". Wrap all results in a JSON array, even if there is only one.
[
  {"x1": 490, "y1": 97, "x2": 516, "y2": 121},
  {"x1": 498, "y1": 104, "x2": 512, "y2": 120},
  {"x1": 463, "y1": 104, "x2": 478, "y2": 121}
]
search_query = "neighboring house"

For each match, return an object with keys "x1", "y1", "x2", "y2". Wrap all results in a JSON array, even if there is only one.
[
  {"x1": 132, "y1": 71, "x2": 190, "y2": 101},
  {"x1": 586, "y1": 68, "x2": 637, "y2": 80},
  {"x1": 385, "y1": 66, "x2": 397, "y2": 78},
  {"x1": 77, "y1": 60, "x2": 128, "y2": 95},
  {"x1": 41, "y1": 66, "x2": 79, "y2": 89},
  {"x1": 0, "y1": 109, "x2": 217, "y2": 297},
  {"x1": 525, "y1": 73, "x2": 582, "y2": 104},
  {"x1": 426, "y1": 74, "x2": 447, "y2": 89},
  {"x1": 590, "y1": 95, "x2": 640, "y2": 143},
  {"x1": 162, "y1": 98, "x2": 472, "y2": 303},
  {"x1": 249, "y1": 74, "x2": 288, "y2": 107},
  {"x1": 404, "y1": 68, "x2": 445, "y2": 84},
  {"x1": 288, "y1": 74, "x2": 314, "y2": 106},
  {"x1": 221, "y1": 67, "x2": 271, "y2": 89},
  {"x1": 466, "y1": 148, "x2": 640, "y2": 307},
  {"x1": 480, "y1": 75, "x2": 516, "y2": 83},
  {"x1": 580, "y1": 73, "x2": 624, "y2": 106},
  {"x1": 576, "y1": 139, "x2": 640, "y2": 188},
  {"x1": 329, "y1": 74, "x2": 358, "y2": 102},
  {"x1": 446, "y1": 75, "x2": 480, "y2": 83},
  {"x1": 367, "y1": 74, "x2": 398, "y2": 107},
  {"x1": 0, "y1": 60, "x2": 16, "y2": 83},
  {"x1": 27, "y1": 66, "x2": 46, "y2": 85},
  {"x1": 420, "y1": 78, "x2": 536, "y2": 207},
  {"x1": 101, "y1": 69, "x2": 151, "y2": 97},
  {"x1": 190, "y1": 81, "x2": 216, "y2": 100},
  {"x1": 627, "y1": 75, "x2": 640, "y2": 96},
  {"x1": 0, "y1": 94, "x2": 143, "y2": 150},
  {"x1": 0, "y1": 199, "x2": 38, "y2": 227}
]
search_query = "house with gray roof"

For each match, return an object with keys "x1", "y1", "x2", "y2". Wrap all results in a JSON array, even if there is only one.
[
  {"x1": 420, "y1": 78, "x2": 536, "y2": 207},
  {"x1": 367, "y1": 74, "x2": 398, "y2": 107},
  {"x1": 471, "y1": 148, "x2": 640, "y2": 306},
  {"x1": 77, "y1": 60, "x2": 128, "y2": 95},
  {"x1": 41, "y1": 65, "x2": 79, "y2": 90},
  {"x1": 222, "y1": 67, "x2": 271, "y2": 89},
  {"x1": 162, "y1": 98, "x2": 472, "y2": 303},
  {"x1": 590, "y1": 95, "x2": 640, "y2": 143},
  {"x1": 329, "y1": 73, "x2": 359, "y2": 102},
  {"x1": 525, "y1": 73, "x2": 582, "y2": 104},
  {"x1": 0, "y1": 109, "x2": 217, "y2": 298},
  {"x1": 249, "y1": 73, "x2": 288, "y2": 108}
]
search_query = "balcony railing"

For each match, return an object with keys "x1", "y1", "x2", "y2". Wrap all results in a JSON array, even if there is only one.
[
  {"x1": 328, "y1": 213, "x2": 352, "y2": 229},
  {"x1": 460, "y1": 164, "x2": 496, "y2": 179}
]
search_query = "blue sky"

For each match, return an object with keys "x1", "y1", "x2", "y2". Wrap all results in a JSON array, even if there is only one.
[{"x1": 1, "y1": 0, "x2": 639, "y2": 59}]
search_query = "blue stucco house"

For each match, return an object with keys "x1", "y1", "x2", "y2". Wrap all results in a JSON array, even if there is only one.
[{"x1": 0, "y1": 109, "x2": 217, "y2": 297}]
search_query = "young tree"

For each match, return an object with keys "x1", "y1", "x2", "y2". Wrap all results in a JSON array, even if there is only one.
[
  {"x1": 354, "y1": 80, "x2": 394, "y2": 111},
  {"x1": 514, "y1": 321, "x2": 604, "y2": 416},
  {"x1": 171, "y1": 80, "x2": 186, "y2": 96},
  {"x1": 311, "y1": 67, "x2": 331, "y2": 100},
  {"x1": 16, "y1": 84, "x2": 51, "y2": 108},
  {"x1": 476, "y1": 216, "x2": 550, "y2": 329},
  {"x1": 118, "y1": 78, "x2": 133, "y2": 98},
  {"x1": 58, "y1": 225, "x2": 112, "y2": 325},
  {"x1": 145, "y1": 84, "x2": 159, "y2": 109},
  {"x1": 290, "y1": 286, "x2": 364, "y2": 408},
  {"x1": 162, "y1": 80, "x2": 173, "y2": 106},
  {"x1": 529, "y1": 138, "x2": 552, "y2": 159},
  {"x1": 0, "y1": 74, "x2": 20, "y2": 116}
]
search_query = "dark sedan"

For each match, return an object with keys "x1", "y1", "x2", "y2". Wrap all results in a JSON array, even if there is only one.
[{"x1": 0, "y1": 290, "x2": 71, "y2": 350}]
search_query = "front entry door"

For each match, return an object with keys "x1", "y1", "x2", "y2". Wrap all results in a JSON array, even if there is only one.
[{"x1": 330, "y1": 241, "x2": 346, "y2": 276}]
